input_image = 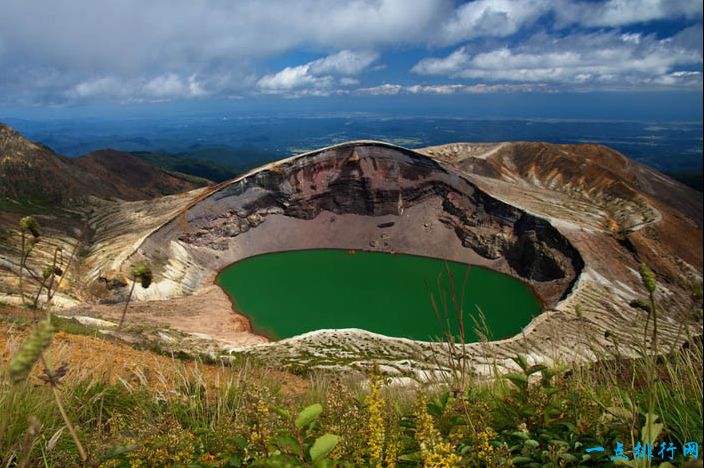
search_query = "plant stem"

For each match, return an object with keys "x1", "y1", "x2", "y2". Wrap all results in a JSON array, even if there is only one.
[
  {"x1": 40, "y1": 354, "x2": 87, "y2": 463},
  {"x1": 98, "y1": 278, "x2": 136, "y2": 431}
]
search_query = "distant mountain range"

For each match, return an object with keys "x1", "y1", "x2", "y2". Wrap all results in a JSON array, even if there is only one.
[{"x1": 0, "y1": 123, "x2": 208, "y2": 204}]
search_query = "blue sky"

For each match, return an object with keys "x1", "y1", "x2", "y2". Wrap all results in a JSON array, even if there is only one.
[{"x1": 0, "y1": 0, "x2": 702, "y2": 120}]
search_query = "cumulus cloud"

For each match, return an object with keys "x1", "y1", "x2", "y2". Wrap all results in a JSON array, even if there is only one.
[
  {"x1": 0, "y1": 0, "x2": 448, "y2": 104},
  {"x1": 436, "y1": 0, "x2": 703, "y2": 45},
  {"x1": 438, "y1": 0, "x2": 551, "y2": 45},
  {"x1": 67, "y1": 74, "x2": 210, "y2": 102},
  {"x1": 555, "y1": 0, "x2": 702, "y2": 28},
  {"x1": 413, "y1": 27, "x2": 703, "y2": 89},
  {"x1": 257, "y1": 50, "x2": 378, "y2": 95},
  {"x1": 0, "y1": 0, "x2": 702, "y2": 103},
  {"x1": 356, "y1": 83, "x2": 550, "y2": 95}
]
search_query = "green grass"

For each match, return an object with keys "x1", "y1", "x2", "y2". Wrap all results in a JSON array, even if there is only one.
[
  {"x1": 49, "y1": 316, "x2": 101, "y2": 338},
  {"x1": 0, "y1": 343, "x2": 701, "y2": 466},
  {"x1": 1, "y1": 239, "x2": 702, "y2": 466}
]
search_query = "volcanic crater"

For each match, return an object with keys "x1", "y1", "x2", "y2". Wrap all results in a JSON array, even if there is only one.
[
  {"x1": 129, "y1": 142, "x2": 583, "y2": 310},
  {"x1": 52, "y1": 139, "x2": 702, "y2": 376}
]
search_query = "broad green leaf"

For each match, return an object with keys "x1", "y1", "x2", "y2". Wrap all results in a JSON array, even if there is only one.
[
  {"x1": 524, "y1": 439, "x2": 540, "y2": 449},
  {"x1": 641, "y1": 413, "x2": 663, "y2": 445},
  {"x1": 233, "y1": 436, "x2": 248, "y2": 449},
  {"x1": 295, "y1": 403, "x2": 323, "y2": 429},
  {"x1": 276, "y1": 434, "x2": 300, "y2": 453},
  {"x1": 512, "y1": 355, "x2": 529, "y2": 372},
  {"x1": 274, "y1": 407, "x2": 291, "y2": 420},
  {"x1": 526, "y1": 364, "x2": 547, "y2": 376},
  {"x1": 309, "y1": 433, "x2": 340, "y2": 463},
  {"x1": 505, "y1": 372, "x2": 528, "y2": 388}
]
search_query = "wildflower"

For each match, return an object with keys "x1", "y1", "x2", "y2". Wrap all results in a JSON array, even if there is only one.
[
  {"x1": 384, "y1": 433, "x2": 401, "y2": 468},
  {"x1": 19, "y1": 216, "x2": 40, "y2": 237},
  {"x1": 9, "y1": 319, "x2": 54, "y2": 384},
  {"x1": 414, "y1": 393, "x2": 460, "y2": 468},
  {"x1": 639, "y1": 263, "x2": 657, "y2": 294},
  {"x1": 365, "y1": 366, "x2": 385, "y2": 467},
  {"x1": 326, "y1": 379, "x2": 367, "y2": 463},
  {"x1": 38, "y1": 361, "x2": 69, "y2": 386},
  {"x1": 476, "y1": 427, "x2": 496, "y2": 464}
]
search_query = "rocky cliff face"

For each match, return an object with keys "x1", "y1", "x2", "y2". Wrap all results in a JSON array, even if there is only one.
[
  {"x1": 2, "y1": 133, "x2": 697, "y2": 378},
  {"x1": 128, "y1": 142, "x2": 583, "y2": 306},
  {"x1": 84, "y1": 139, "x2": 698, "y2": 378}
]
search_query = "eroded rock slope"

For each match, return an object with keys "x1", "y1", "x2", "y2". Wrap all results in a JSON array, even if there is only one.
[
  {"x1": 69, "y1": 140, "x2": 702, "y2": 378},
  {"x1": 123, "y1": 142, "x2": 582, "y2": 306},
  {"x1": 1, "y1": 133, "x2": 700, "y2": 377}
]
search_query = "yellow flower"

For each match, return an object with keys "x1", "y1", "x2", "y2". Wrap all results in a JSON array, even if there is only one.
[
  {"x1": 365, "y1": 366, "x2": 385, "y2": 467},
  {"x1": 414, "y1": 394, "x2": 460, "y2": 468},
  {"x1": 384, "y1": 434, "x2": 401, "y2": 468},
  {"x1": 476, "y1": 428, "x2": 496, "y2": 464}
]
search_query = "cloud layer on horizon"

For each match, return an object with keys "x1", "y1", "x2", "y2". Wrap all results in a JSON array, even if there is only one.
[{"x1": 0, "y1": 0, "x2": 701, "y2": 104}]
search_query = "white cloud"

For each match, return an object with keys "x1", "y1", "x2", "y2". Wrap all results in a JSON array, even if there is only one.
[
  {"x1": 0, "y1": 0, "x2": 447, "y2": 103},
  {"x1": 68, "y1": 74, "x2": 211, "y2": 102},
  {"x1": 652, "y1": 70, "x2": 703, "y2": 86},
  {"x1": 438, "y1": 0, "x2": 551, "y2": 45},
  {"x1": 309, "y1": 50, "x2": 379, "y2": 75},
  {"x1": 356, "y1": 84, "x2": 404, "y2": 95},
  {"x1": 142, "y1": 74, "x2": 207, "y2": 98},
  {"x1": 413, "y1": 28, "x2": 703, "y2": 89},
  {"x1": 435, "y1": 0, "x2": 703, "y2": 46},
  {"x1": 257, "y1": 50, "x2": 378, "y2": 95},
  {"x1": 0, "y1": 0, "x2": 702, "y2": 103},
  {"x1": 412, "y1": 48, "x2": 471, "y2": 75},
  {"x1": 356, "y1": 82, "x2": 551, "y2": 95},
  {"x1": 339, "y1": 77, "x2": 361, "y2": 85},
  {"x1": 555, "y1": 0, "x2": 702, "y2": 28},
  {"x1": 407, "y1": 84, "x2": 467, "y2": 94},
  {"x1": 257, "y1": 65, "x2": 323, "y2": 93}
]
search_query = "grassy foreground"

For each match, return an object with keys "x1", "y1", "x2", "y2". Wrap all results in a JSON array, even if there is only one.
[
  {"x1": 1, "y1": 217, "x2": 702, "y2": 466},
  {"x1": 0, "y1": 310, "x2": 702, "y2": 467}
]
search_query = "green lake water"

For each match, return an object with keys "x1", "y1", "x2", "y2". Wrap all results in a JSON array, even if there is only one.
[{"x1": 217, "y1": 249, "x2": 541, "y2": 342}]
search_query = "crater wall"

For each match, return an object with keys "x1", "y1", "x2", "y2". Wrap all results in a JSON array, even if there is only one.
[{"x1": 127, "y1": 142, "x2": 583, "y2": 307}]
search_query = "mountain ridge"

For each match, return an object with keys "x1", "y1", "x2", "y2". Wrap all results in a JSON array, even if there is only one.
[
  {"x1": 0, "y1": 123, "x2": 205, "y2": 203},
  {"x1": 0, "y1": 126, "x2": 701, "y2": 376}
]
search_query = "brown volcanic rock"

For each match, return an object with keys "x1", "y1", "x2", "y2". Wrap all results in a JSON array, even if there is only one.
[
  {"x1": 0, "y1": 123, "x2": 203, "y2": 203},
  {"x1": 0, "y1": 123, "x2": 94, "y2": 202},
  {"x1": 78, "y1": 140, "x2": 697, "y2": 377},
  {"x1": 420, "y1": 142, "x2": 703, "y2": 322},
  {"x1": 2, "y1": 137, "x2": 693, "y2": 377},
  {"x1": 421, "y1": 141, "x2": 702, "y2": 228},
  {"x1": 74, "y1": 149, "x2": 205, "y2": 201},
  {"x1": 126, "y1": 142, "x2": 582, "y2": 308}
]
